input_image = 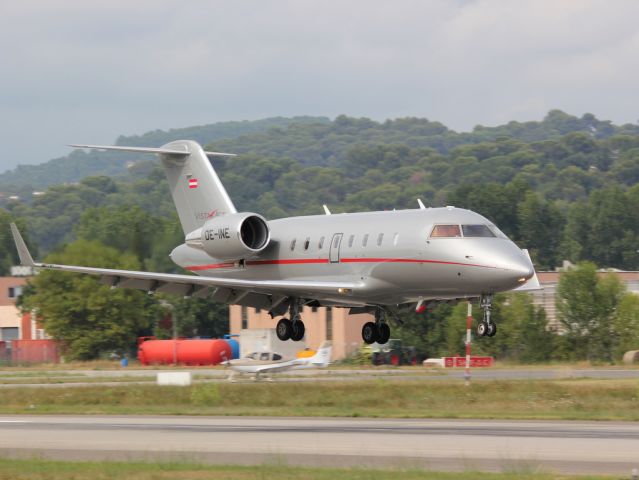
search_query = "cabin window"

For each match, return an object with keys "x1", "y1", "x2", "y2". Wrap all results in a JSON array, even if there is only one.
[
  {"x1": 430, "y1": 224, "x2": 461, "y2": 238},
  {"x1": 377, "y1": 233, "x2": 384, "y2": 246},
  {"x1": 462, "y1": 225, "x2": 496, "y2": 238},
  {"x1": 273, "y1": 354, "x2": 282, "y2": 361},
  {"x1": 304, "y1": 237, "x2": 310, "y2": 250},
  {"x1": 290, "y1": 239, "x2": 296, "y2": 251},
  {"x1": 348, "y1": 235, "x2": 354, "y2": 247},
  {"x1": 362, "y1": 234, "x2": 369, "y2": 247},
  {"x1": 318, "y1": 236, "x2": 325, "y2": 249}
]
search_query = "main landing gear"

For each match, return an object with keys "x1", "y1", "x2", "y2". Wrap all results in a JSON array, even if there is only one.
[
  {"x1": 476, "y1": 294, "x2": 497, "y2": 338},
  {"x1": 362, "y1": 309, "x2": 391, "y2": 345},
  {"x1": 275, "y1": 300, "x2": 305, "y2": 342}
]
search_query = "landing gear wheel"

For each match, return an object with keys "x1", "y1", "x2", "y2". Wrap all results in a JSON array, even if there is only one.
[
  {"x1": 290, "y1": 321, "x2": 305, "y2": 341},
  {"x1": 486, "y1": 322, "x2": 497, "y2": 337},
  {"x1": 276, "y1": 318, "x2": 292, "y2": 341},
  {"x1": 476, "y1": 321, "x2": 488, "y2": 337},
  {"x1": 362, "y1": 322, "x2": 379, "y2": 344},
  {"x1": 377, "y1": 323, "x2": 391, "y2": 344}
]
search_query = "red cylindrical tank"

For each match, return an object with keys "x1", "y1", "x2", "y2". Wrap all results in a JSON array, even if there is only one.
[{"x1": 138, "y1": 339, "x2": 231, "y2": 366}]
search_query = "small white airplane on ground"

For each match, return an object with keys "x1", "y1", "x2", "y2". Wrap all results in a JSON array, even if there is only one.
[{"x1": 223, "y1": 341, "x2": 332, "y2": 381}]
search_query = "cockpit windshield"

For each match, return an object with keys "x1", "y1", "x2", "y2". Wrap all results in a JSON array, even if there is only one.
[
  {"x1": 430, "y1": 224, "x2": 461, "y2": 238},
  {"x1": 461, "y1": 225, "x2": 495, "y2": 237},
  {"x1": 430, "y1": 224, "x2": 499, "y2": 238}
]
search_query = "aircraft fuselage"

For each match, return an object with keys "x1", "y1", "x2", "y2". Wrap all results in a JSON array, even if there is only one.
[{"x1": 171, "y1": 206, "x2": 534, "y2": 307}]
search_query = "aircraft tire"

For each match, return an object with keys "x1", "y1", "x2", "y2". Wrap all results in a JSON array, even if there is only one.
[
  {"x1": 290, "y1": 321, "x2": 305, "y2": 341},
  {"x1": 377, "y1": 323, "x2": 391, "y2": 344},
  {"x1": 476, "y1": 321, "x2": 488, "y2": 337},
  {"x1": 276, "y1": 318, "x2": 293, "y2": 341},
  {"x1": 362, "y1": 322, "x2": 379, "y2": 344},
  {"x1": 486, "y1": 322, "x2": 497, "y2": 337}
]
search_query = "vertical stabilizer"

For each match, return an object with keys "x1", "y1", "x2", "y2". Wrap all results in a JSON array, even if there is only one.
[
  {"x1": 159, "y1": 140, "x2": 237, "y2": 234},
  {"x1": 307, "y1": 341, "x2": 332, "y2": 367}
]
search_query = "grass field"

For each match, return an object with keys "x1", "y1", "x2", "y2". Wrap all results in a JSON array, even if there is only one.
[
  {"x1": 1, "y1": 378, "x2": 638, "y2": 420},
  {"x1": 0, "y1": 459, "x2": 617, "y2": 480}
]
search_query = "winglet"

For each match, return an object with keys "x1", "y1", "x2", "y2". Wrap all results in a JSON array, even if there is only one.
[
  {"x1": 322, "y1": 204, "x2": 331, "y2": 215},
  {"x1": 417, "y1": 199, "x2": 426, "y2": 210},
  {"x1": 10, "y1": 223, "x2": 35, "y2": 267}
]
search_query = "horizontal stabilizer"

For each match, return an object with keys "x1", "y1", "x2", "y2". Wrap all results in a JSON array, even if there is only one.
[{"x1": 69, "y1": 144, "x2": 236, "y2": 157}]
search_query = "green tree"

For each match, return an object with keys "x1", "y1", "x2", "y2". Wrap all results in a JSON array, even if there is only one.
[
  {"x1": 395, "y1": 303, "x2": 455, "y2": 358},
  {"x1": 612, "y1": 294, "x2": 639, "y2": 360},
  {"x1": 517, "y1": 192, "x2": 563, "y2": 269},
  {"x1": 555, "y1": 262, "x2": 626, "y2": 362},
  {"x1": 498, "y1": 293, "x2": 554, "y2": 363},
  {"x1": 75, "y1": 205, "x2": 163, "y2": 264},
  {"x1": 158, "y1": 297, "x2": 229, "y2": 339},
  {"x1": 21, "y1": 240, "x2": 157, "y2": 360}
]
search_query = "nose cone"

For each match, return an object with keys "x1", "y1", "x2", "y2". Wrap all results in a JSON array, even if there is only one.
[
  {"x1": 498, "y1": 246, "x2": 535, "y2": 289},
  {"x1": 511, "y1": 257, "x2": 535, "y2": 283}
]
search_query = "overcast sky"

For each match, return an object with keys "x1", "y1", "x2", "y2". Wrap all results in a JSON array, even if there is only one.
[{"x1": 1, "y1": 0, "x2": 638, "y2": 172}]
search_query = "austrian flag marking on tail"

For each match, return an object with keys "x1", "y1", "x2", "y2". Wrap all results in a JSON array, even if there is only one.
[{"x1": 188, "y1": 178, "x2": 199, "y2": 189}]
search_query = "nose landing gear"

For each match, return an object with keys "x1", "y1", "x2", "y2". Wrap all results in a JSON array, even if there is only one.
[{"x1": 476, "y1": 294, "x2": 497, "y2": 337}]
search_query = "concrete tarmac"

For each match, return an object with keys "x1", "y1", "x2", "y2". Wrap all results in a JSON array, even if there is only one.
[{"x1": 1, "y1": 415, "x2": 638, "y2": 475}]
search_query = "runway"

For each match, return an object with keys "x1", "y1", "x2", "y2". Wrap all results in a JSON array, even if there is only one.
[{"x1": 1, "y1": 415, "x2": 638, "y2": 474}]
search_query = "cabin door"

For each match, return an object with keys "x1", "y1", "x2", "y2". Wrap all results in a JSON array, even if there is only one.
[{"x1": 329, "y1": 233, "x2": 343, "y2": 263}]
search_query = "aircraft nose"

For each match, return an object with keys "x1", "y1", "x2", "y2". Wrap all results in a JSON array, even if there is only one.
[{"x1": 505, "y1": 251, "x2": 535, "y2": 285}]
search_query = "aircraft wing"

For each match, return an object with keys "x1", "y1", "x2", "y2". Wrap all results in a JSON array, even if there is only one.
[
  {"x1": 10, "y1": 223, "x2": 361, "y2": 300},
  {"x1": 252, "y1": 361, "x2": 299, "y2": 373}
]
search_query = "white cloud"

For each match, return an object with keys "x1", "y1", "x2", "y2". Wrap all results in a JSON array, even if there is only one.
[{"x1": 0, "y1": 0, "x2": 638, "y2": 170}]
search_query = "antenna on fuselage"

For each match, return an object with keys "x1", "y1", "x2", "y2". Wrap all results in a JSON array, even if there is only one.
[
  {"x1": 322, "y1": 204, "x2": 332, "y2": 215},
  {"x1": 417, "y1": 199, "x2": 426, "y2": 210}
]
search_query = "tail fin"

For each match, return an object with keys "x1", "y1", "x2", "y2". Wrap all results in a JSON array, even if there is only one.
[
  {"x1": 158, "y1": 140, "x2": 237, "y2": 234},
  {"x1": 70, "y1": 141, "x2": 237, "y2": 234},
  {"x1": 307, "y1": 341, "x2": 332, "y2": 367}
]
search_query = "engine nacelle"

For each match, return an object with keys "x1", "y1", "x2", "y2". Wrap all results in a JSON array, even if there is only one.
[{"x1": 185, "y1": 212, "x2": 270, "y2": 261}]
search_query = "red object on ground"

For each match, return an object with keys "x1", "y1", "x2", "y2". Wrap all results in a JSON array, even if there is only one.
[
  {"x1": 444, "y1": 356, "x2": 493, "y2": 368},
  {"x1": 138, "y1": 339, "x2": 231, "y2": 366},
  {"x1": 11, "y1": 340, "x2": 61, "y2": 364},
  {"x1": 21, "y1": 313, "x2": 32, "y2": 340}
]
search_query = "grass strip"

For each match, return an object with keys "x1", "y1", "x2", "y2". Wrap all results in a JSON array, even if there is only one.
[
  {"x1": 0, "y1": 458, "x2": 615, "y2": 480},
  {"x1": 0, "y1": 378, "x2": 638, "y2": 420}
]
